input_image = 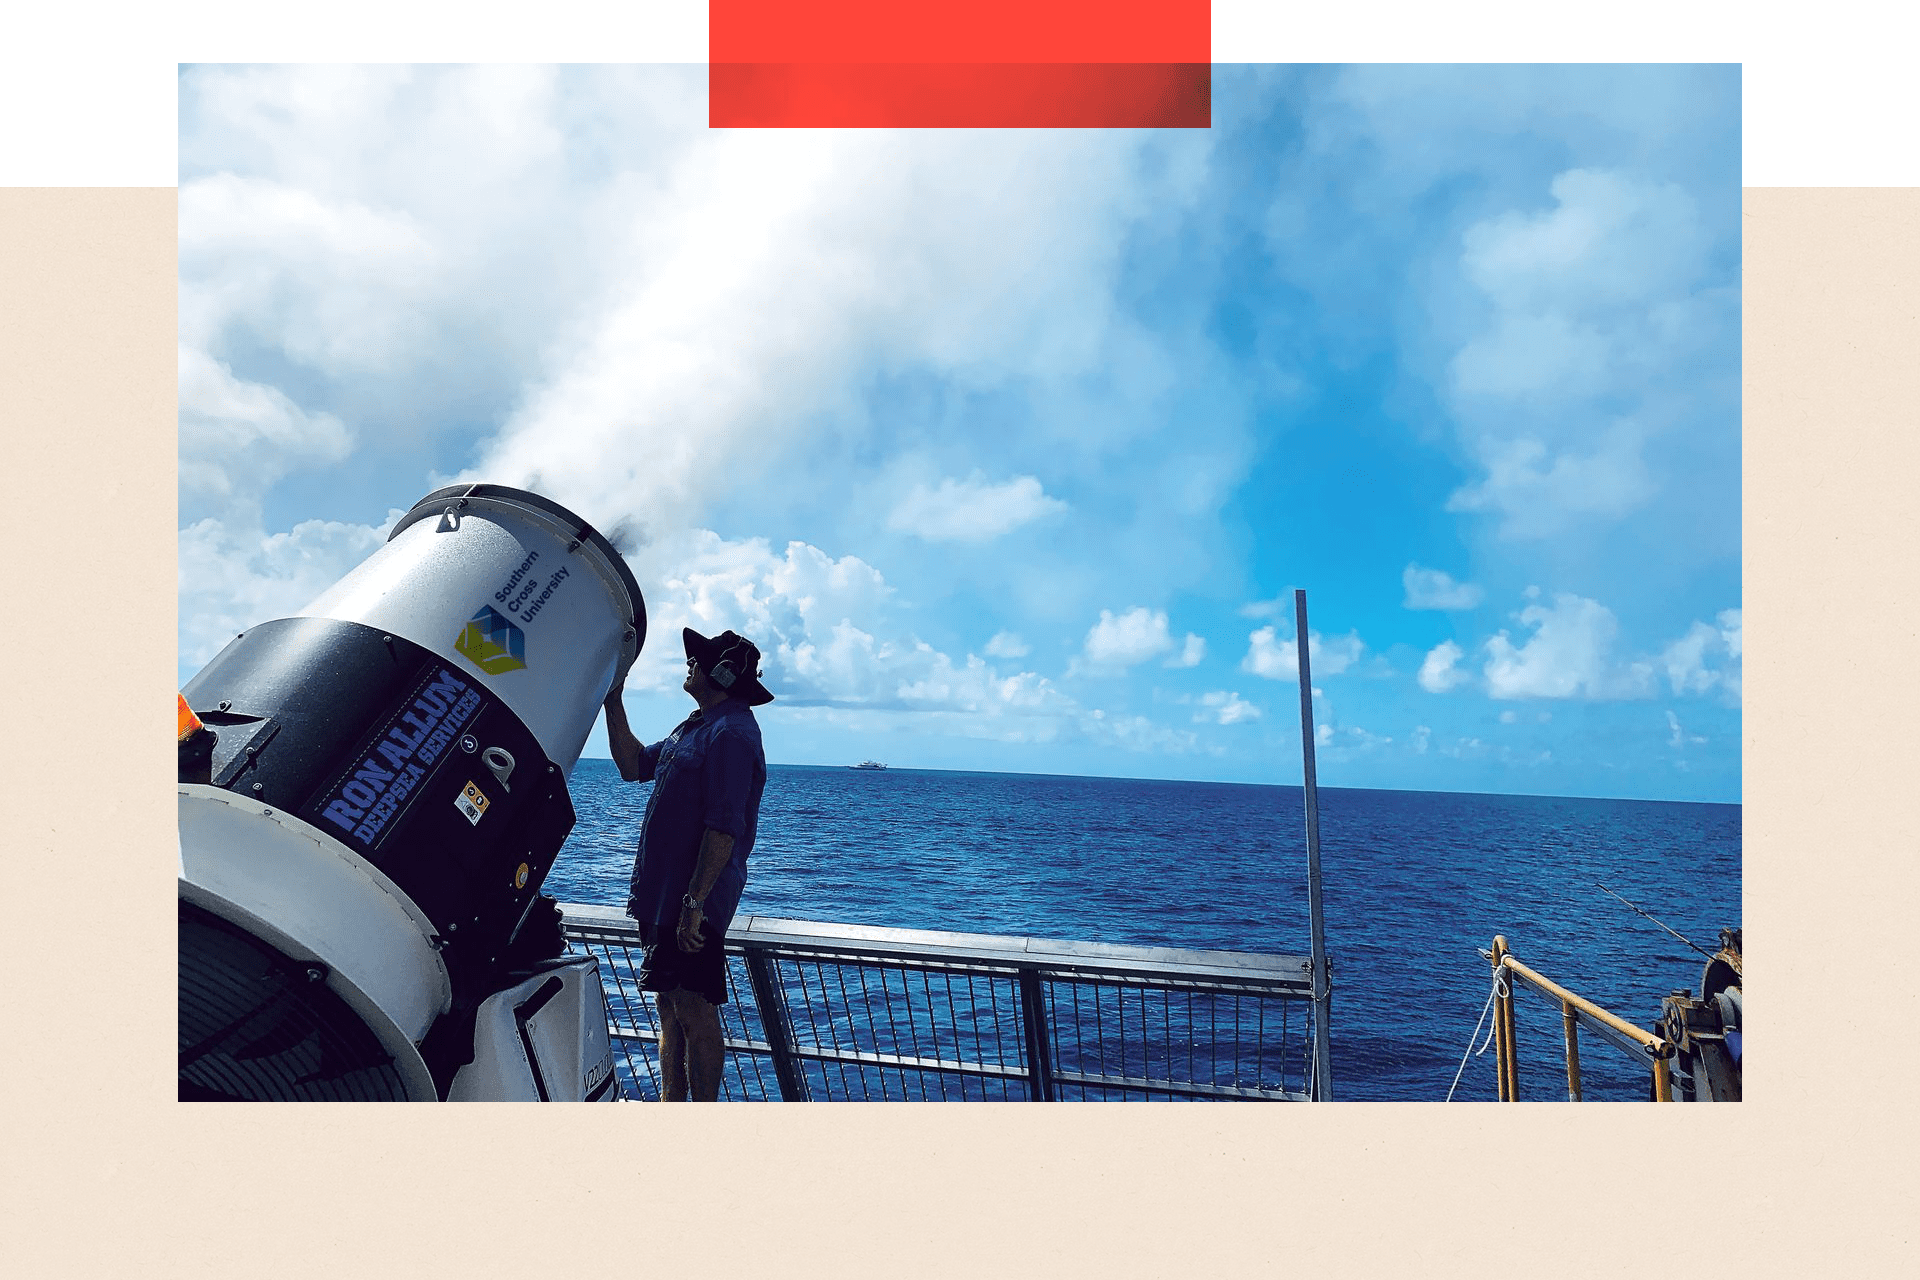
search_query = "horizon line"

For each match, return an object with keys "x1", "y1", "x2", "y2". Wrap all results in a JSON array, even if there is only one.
[{"x1": 571, "y1": 753, "x2": 1740, "y2": 807}]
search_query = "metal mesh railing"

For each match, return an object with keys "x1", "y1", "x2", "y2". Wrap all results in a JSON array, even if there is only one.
[{"x1": 561, "y1": 904, "x2": 1319, "y2": 1101}]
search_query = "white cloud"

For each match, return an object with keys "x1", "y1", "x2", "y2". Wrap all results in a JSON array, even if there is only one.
[
  {"x1": 1412, "y1": 725, "x2": 1432, "y2": 755},
  {"x1": 1243, "y1": 626, "x2": 1294, "y2": 679},
  {"x1": 1499, "y1": 710, "x2": 1519, "y2": 724},
  {"x1": 1402, "y1": 564, "x2": 1484, "y2": 610},
  {"x1": 1445, "y1": 432, "x2": 1655, "y2": 534},
  {"x1": 1440, "y1": 167, "x2": 1734, "y2": 541},
  {"x1": 179, "y1": 513, "x2": 395, "y2": 672},
  {"x1": 1666, "y1": 710, "x2": 1706, "y2": 749},
  {"x1": 1313, "y1": 633, "x2": 1366, "y2": 674},
  {"x1": 1196, "y1": 691, "x2": 1260, "y2": 725},
  {"x1": 625, "y1": 531, "x2": 1107, "y2": 743},
  {"x1": 1418, "y1": 640, "x2": 1469, "y2": 693},
  {"x1": 1166, "y1": 634, "x2": 1206, "y2": 668},
  {"x1": 886, "y1": 473, "x2": 1068, "y2": 543},
  {"x1": 179, "y1": 65, "x2": 1240, "y2": 626},
  {"x1": 179, "y1": 345, "x2": 355, "y2": 511},
  {"x1": 1242, "y1": 627, "x2": 1365, "y2": 681},
  {"x1": 1660, "y1": 606, "x2": 1742, "y2": 702},
  {"x1": 1083, "y1": 709, "x2": 1201, "y2": 755},
  {"x1": 984, "y1": 631, "x2": 1029, "y2": 659},
  {"x1": 1482, "y1": 591, "x2": 1653, "y2": 700},
  {"x1": 1077, "y1": 607, "x2": 1174, "y2": 672}
]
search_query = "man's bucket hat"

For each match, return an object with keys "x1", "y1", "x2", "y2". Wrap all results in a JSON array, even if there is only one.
[{"x1": 683, "y1": 627, "x2": 774, "y2": 706}]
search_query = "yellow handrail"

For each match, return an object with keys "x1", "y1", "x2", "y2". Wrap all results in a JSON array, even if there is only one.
[{"x1": 1487, "y1": 935, "x2": 1675, "y2": 1102}]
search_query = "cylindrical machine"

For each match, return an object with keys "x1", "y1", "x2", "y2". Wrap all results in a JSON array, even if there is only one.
[{"x1": 178, "y1": 484, "x2": 644, "y2": 1101}]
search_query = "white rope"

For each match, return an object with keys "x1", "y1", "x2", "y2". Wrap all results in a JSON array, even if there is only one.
[{"x1": 1445, "y1": 968, "x2": 1509, "y2": 1102}]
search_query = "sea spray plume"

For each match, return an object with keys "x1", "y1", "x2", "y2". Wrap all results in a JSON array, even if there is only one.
[
  {"x1": 458, "y1": 127, "x2": 1199, "y2": 548},
  {"x1": 602, "y1": 517, "x2": 645, "y2": 559}
]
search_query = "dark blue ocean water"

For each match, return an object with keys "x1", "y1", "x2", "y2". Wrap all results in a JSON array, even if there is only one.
[{"x1": 543, "y1": 762, "x2": 1741, "y2": 1101}]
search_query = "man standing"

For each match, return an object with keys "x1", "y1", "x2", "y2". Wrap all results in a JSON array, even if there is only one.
[{"x1": 601, "y1": 627, "x2": 772, "y2": 1101}]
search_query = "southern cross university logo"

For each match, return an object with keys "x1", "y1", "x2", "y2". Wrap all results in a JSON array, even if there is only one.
[{"x1": 455, "y1": 605, "x2": 527, "y2": 674}]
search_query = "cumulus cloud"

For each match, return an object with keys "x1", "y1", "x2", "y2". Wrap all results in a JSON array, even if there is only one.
[
  {"x1": 1482, "y1": 591, "x2": 1653, "y2": 700},
  {"x1": 1243, "y1": 627, "x2": 1293, "y2": 679},
  {"x1": 1242, "y1": 627, "x2": 1365, "y2": 681},
  {"x1": 1083, "y1": 709, "x2": 1201, "y2": 755},
  {"x1": 984, "y1": 631, "x2": 1029, "y2": 659},
  {"x1": 1255, "y1": 65, "x2": 1738, "y2": 577},
  {"x1": 1402, "y1": 564, "x2": 1484, "y2": 610},
  {"x1": 1195, "y1": 691, "x2": 1260, "y2": 725},
  {"x1": 1075, "y1": 607, "x2": 1175, "y2": 673},
  {"x1": 1660, "y1": 607, "x2": 1742, "y2": 702},
  {"x1": 179, "y1": 346, "x2": 355, "y2": 511},
  {"x1": 1441, "y1": 166, "x2": 1732, "y2": 541},
  {"x1": 887, "y1": 473, "x2": 1068, "y2": 543},
  {"x1": 179, "y1": 513, "x2": 396, "y2": 671},
  {"x1": 1239, "y1": 594, "x2": 1293, "y2": 620},
  {"x1": 1166, "y1": 634, "x2": 1206, "y2": 668},
  {"x1": 1412, "y1": 725, "x2": 1432, "y2": 755},
  {"x1": 630, "y1": 530, "x2": 1111, "y2": 742},
  {"x1": 1418, "y1": 640, "x2": 1470, "y2": 693},
  {"x1": 1666, "y1": 710, "x2": 1706, "y2": 749}
]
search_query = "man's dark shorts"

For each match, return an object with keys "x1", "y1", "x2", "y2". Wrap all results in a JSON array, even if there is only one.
[{"x1": 636, "y1": 921, "x2": 729, "y2": 1006}]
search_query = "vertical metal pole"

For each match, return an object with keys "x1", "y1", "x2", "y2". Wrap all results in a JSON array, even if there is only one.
[
  {"x1": 1016, "y1": 968, "x2": 1056, "y2": 1101},
  {"x1": 1562, "y1": 1000, "x2": 1583, "y2": 1102},
  {"x1": 1294, "y1": 590, "x2": 1334, "y2": 1101},
  {"x1": 744, "y1": 949, "x2": 810, "y2": 1101}
]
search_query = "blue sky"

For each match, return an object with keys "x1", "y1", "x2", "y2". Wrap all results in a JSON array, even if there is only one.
[{"x1": 177, "y1": 64, "x2": 1742, "y2": 803}]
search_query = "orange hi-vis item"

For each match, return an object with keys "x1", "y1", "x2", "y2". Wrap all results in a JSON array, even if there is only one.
[{"x1": 179, "y1": 693, "x2": 205, "y2": 743}]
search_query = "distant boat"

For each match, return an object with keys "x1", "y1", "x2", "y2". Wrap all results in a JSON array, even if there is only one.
[{"x1": 850, "y1": 760, "x2": 888, "y2": 770}]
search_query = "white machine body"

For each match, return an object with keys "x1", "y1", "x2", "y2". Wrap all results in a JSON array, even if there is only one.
[
  {"x1": 178, "y1": 484, "x2": 645, "y2": 1101},
  {"x1": 296, "y1": 490, "x2": 640, "y2": 773},
  {"x1": 447, "y1": 958, "x2": 622, "y2": 1102}
]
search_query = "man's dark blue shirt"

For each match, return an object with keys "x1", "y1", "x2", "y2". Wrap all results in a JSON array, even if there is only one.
[{"x1": 624, "y1": 698, "x2": 765, "y2": 938}]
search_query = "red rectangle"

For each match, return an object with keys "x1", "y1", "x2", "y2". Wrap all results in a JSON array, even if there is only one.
[
  {"x1": 710, "y1": 63, "x2": 1210, "y2": 129},
  {"x1": 711, "y1": 0, "x2": 1210, "y2": 64}
]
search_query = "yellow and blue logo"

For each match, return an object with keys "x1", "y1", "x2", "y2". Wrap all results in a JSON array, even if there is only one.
[{"x1": 455, "y1": 605, "x2": 527, "y2": 674}]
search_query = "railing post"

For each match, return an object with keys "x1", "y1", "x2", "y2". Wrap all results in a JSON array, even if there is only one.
[
  {"x1": 1294, "y1": 590, "x2": 1335, "y2": 1101},
  {"x1": 1489, "y1": 937, "x2": 1507, "y2": 1100},
  {"x1": 1562, "y1": 1000, "x2": 1583, "y2": 1102},
  {"x1": 1500, "y1": 956, "x2": 1520, "y2": 1102},
  {"x1": 1016, "y1": 967, "x2": 1056, "y2": 1101},
  {"x1": 743, "y1": 948, "x2": 810, "y2": 1102},
  {"x1": 1652, "y1": 1052, "x2": 1673, "y2": 1102}
]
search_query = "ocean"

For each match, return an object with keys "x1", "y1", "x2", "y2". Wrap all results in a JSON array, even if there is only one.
[{"x1": 542, "y1": 761, "x2": 1742, "y2": 1101}]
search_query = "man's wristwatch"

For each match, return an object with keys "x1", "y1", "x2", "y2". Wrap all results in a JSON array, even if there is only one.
[{"x1": 681, "y1": 893, "x2": 704, "y2": 912}]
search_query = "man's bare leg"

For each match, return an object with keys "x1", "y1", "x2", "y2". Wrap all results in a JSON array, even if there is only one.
[
  {"x1": 655, "y1": 992, "x2": 689, "y2": 1101},
  {"x1": 664, "y1": 989, "x2": 725, "y2": 1101}
]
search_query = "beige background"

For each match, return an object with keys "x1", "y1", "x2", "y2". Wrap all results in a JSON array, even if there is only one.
[{"x1": 1, "y1": 185, "x2": 1912, "y2": 1275}]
